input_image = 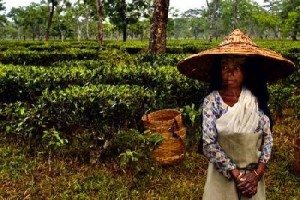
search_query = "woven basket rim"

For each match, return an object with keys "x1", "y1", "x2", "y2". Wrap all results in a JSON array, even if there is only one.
[{"x1": 141, "y1": 109, "x2": 181, "y2": 122}]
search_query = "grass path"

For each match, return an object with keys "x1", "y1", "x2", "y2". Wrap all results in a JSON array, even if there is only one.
[{"x1": 0, "y1": 119, "x2": 300, "y2": 199}]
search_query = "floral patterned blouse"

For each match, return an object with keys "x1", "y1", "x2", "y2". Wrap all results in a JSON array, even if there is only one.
[{"x1": 202, "y1": 90, "x2": 273, "y2": 179}]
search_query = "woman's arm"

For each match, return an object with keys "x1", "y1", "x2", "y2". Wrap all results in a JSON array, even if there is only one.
[
  {"x1": 258, "y1": 114, "x2": 273, "y2": 166},
  {"x1": 202, "y1": 95, "x2": 237, "y2": 179},
  {"x1": 237, "y1": 113, "x2": 272, "y2": 197}
]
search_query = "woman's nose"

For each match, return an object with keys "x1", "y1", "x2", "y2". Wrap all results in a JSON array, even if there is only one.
[
  {"x1": 223, "y1": 67, "x2": 235, "y2": 74},
  {"x1": 227, "y1": 68, "x2": 235, "y2": 74}
]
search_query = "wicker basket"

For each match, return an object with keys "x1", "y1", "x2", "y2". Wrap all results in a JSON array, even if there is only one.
[
  {"x1": 142, "y1": 109, "x2": 186, "y2": 166},
  {"x1": 152, "y1": 134, "x2": 185, "y2": 165},
  {"x1": 155, "y1": 127, "x2": 186, "y2": 140},
  {"x1": 142, "y1": 109, "x2": 184, "y2": 133}
]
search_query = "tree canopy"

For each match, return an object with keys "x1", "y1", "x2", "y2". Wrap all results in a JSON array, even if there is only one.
[{"x1": 1, "y1": 0, "x2": 299, "y2": 41}]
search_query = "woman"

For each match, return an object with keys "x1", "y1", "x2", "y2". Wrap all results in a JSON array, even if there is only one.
[{"x1": 177, "y1": 29, "x2": 296, "y2": 199}]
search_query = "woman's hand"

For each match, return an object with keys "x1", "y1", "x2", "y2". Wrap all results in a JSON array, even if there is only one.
[
  {"x1": 231, "y1": 163, "x2": 266, "y2": 198},
  {"x1": 233, "y1": 163, "x2": 266, "y2": 198},
  {"x1": 230, "y1": 168, "x2": 241, "y2": 184},
  {"x1": 237, "y1": 171, "x2": 259, "y2": 198}
]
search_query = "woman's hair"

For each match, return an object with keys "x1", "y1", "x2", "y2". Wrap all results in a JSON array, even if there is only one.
[
  {"x1": 208, "y1": 55, "x2": 273, "y2": 129},
  {"x1": 208, "y1": 55, "x2": 223, "y2": 92}
]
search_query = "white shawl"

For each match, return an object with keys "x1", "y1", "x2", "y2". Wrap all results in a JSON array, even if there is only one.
[{"x1": 216, "y1": 88, "x2": 260, "y2": 134}]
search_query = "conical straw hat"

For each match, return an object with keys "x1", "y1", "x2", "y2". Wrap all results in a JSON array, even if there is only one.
[{"x1": 177, "y1": 29, "x2": 296, "y2": 82}]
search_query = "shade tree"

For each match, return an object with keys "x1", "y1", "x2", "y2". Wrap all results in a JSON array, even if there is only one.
[
  {"x1": 149, "y1": 0, "x2": 170, "y2": 53},
  {"x1": 104, "y1": 0, "x2": 149, "y2": 42}
]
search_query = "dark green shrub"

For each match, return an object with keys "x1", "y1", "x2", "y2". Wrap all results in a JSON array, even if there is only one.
[
  {"x1": 133, "y1": 53, "x2": 187, "y2": 67},
  {"x1": 290, "y1": 95, "x2": 300, "y2": 118},
  {"x1": 268, "y1": 83, "x2": 297, "y2": 118},
  {"x1": 0, "y1": 50, "x2": 98, "y2": 66},
  {"x1": 166, "y1": 47, "x2": 183, "y2": 54},
  {"x1": 0, "y1": 65, "x2": 96, "y2": 103},
  {"x1": 104, "y1": 129, "x2": 146, "y2": 156},
  {"x1": 0, "y1": 84, "x2": 155, "y2": 142},
  {"x1": 125, "y1": 47, "x2": 143, "y2": 54}
]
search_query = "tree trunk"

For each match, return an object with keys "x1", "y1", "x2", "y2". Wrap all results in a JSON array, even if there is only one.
[
  {"x1": 59, "y1": 24, "x2": 64, "y2": 42},
  {"x1": 45, "y1": 0, "x2": 55, "y2": 41},
  {"x1": 233, "y1": 0, "x2": 239, "y2": 29},
  {"x1": 120, "y1": 0, "x2": 127, "y2": 42},
  {"x1": 77, "y1": 19, "x2": 81, "y2": 41},
  {"x1": 206, "y1": 0, "x2": 219, "y2": 42},
  {"x1": 149, "y1": 0, "x2": 170, "y2": 53},
  {"x1": 291, "y1": 28, "x2": 298, "y2": 41},
  {"x1": 96, "y1": 0, "x2": 103, "y2": 45},
  {"x1": 32, "y1": 26, "x2": 36, "y2": 40},
  {"x1": 18, "y1": 27, "x2": 21, "y2": 40},
  {"x1": 122, "y1": 20, "x2": 127, "y2": 42},
  {"x1": 85, "y1": 7, "x2": 90, "y2": 40},
  {"x1": 23, "y1": 29, "x2": 26, "y2": 40},
  {"x1": 272, "y1": 27, "x2": 279, "y2": 38}
]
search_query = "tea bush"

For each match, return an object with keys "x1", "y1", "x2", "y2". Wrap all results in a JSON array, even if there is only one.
[
  {"x1": 0, "y1": 60, "x2": 206, "y2": 108},
  {"x1": 0, "y1": 49, "x2": 99, "y2": 66},
  {"x1": 0, "y1": 84, "x2": 155, "y2": 150},
  {"x1": 0, "y1": 39, "x2": 299, "y2": 156}
]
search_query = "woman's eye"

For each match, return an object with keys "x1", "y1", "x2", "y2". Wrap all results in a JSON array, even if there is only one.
[
  {"x1": 222, "y1": 65, "x2": 240, "y2": 72},
  {"x1": 223, "y1": 66, "x2": 229, "y2": 70}
]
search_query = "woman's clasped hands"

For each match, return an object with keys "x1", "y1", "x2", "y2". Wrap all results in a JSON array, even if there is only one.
[{"x1": 232, "y1": 169, "x2": 259, "y2": 198}]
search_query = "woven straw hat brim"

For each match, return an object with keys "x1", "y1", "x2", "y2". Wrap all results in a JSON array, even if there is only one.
[{"x1": 177, "y1": 44, "x2": 296, "y2": 83}]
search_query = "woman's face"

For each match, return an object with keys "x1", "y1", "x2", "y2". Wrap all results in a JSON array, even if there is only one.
[{"x1": 221, "y1": 56, "x2": 245, "y2": 88}]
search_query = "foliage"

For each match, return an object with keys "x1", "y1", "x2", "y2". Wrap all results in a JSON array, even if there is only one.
[
  {"x1": 0, "y1": 54, "x2": 206, "y2": 108},
  {"x1": 7, "y1": 3, "x2": 48, "y2": 40},
  {"x1": 42, "y1": 128, "x2": 68, "y2": 150},
  {"x1": 290, "y1": 95, "x2": 300, "y2": 118},
  {"x1": 127, "y1": 19, "x2": 151, "y2": 40},
  {"x1": 0, "y1": 0, "x2": 6, "y2": 27},
  {"x1": 0, "y1": 64, "x2": 97, "y2": 102},
  {"x1": 119, "y1": 149, "x2": 140, "y2": 169},
  {"x1": 280, "y1": 0, "x2": 300, "y2": 40},
  {"x1": 252, "y1": 11, "x2": 282, "y2": 38},
  {"x1": 219, "y1": 0, "x2": 257, "y2": 32},
  {"x1": 0, "y1": 39, "x2": 299, "y2": 199},
  {"x1": 104, "y1": 0, "x2": 149, "y2": 41},
  {"x1": 282, "y1": 10, "x2": 300, "y2": 39},
  {"x1": 0, "y1": 84, "x2": 154, "y2": 139},
  {"x1": 268, "y1": 83, "x2": 297, "y2": 118},
  {"x1": 51, "y1": 1, "x2": 76, "y2": 41},
  {"x1": 2, "y1": 0, "x2": 300, "y2": 40},
  {"x1": 0, "y1": 39, "x2": 298, "y2": 155},
  {"x1": 0, "y1": 49, "x2": 98, "y2": 66},
  {"x1": 181, "y1": 104, "x2": 203, "y2": 151},
  {"x1": 0, "y1": 128, "x2": 299, "y2": 199},
  {"x1": 102, "y1": 129, "x2": 163, "y2": 170}
]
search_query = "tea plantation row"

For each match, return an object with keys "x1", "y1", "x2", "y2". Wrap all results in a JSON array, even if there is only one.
[{"x1": 0, "y1": 40, "x2": 299, "y2": 157}]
